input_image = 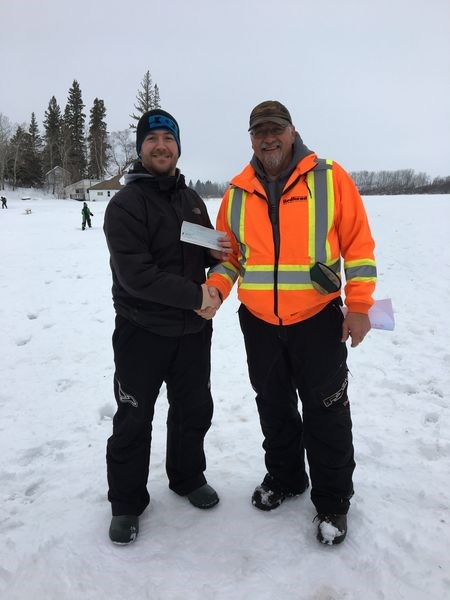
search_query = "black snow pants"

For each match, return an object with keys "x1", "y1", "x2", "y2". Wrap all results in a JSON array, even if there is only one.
[
  {"x1": 107, "y1": 315, "x2": 214, "y2": 516},
  {"x1": 238, "y1": 299, "x2": 355, "y2": 514},
  {"x1": 82, "y1": 215, "x2": 91, "y2": 229}
]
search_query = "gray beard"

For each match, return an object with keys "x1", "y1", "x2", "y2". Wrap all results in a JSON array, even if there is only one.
[{"x1": 261, "y1": 149, "x2": 283, "y2": 171}]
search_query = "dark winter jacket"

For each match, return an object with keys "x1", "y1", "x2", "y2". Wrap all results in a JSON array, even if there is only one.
[
  {"x1": 103, "y1": 162, "x2": 218, "y2": 337},
  {"x1": 82, "y1": 204, "x2": 93, "y2": 217}
]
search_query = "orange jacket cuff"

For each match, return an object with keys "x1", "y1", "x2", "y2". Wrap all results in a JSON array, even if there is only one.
[{"x1": 345, "y1": 301, "x2": 372, "y2": 315}]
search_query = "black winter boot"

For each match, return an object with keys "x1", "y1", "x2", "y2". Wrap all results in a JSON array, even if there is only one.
[
  {"x1": 187, "y1": 484, "x2": 219, "y2": 509},
  {"x1": 252, "y1": 474, "x2": 309, "y2": 511},
  {"x1": 315, "y1": 513, "x2": 347, "y2": 545},
  {"x1": 109, "y1": 515, "x2": 139, "y2": 545}
]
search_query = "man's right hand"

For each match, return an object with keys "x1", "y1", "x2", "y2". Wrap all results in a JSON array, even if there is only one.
[{"x1": 195, "y1": 285, "x2": 222, "y2": 319}]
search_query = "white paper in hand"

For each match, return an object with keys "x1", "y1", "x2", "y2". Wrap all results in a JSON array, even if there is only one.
[
  {"x1": 180, "y1": 221, "x2": 224, "y2": 251},
  {"x1": 341, "y1": 298, "x2": 395, "y2": 331}
]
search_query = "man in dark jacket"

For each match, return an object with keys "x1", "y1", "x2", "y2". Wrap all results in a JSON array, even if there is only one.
[{"x1": 103, "y1": 109, "x2": 229, "y2": 545}]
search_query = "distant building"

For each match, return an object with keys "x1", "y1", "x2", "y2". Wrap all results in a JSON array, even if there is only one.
[
  {"x1": 44, "y1": 166, "x2": 71, "y2": 197},
  {"x1": 88, "y1": 173, "x2": 125, "y2": 201},
  {"x1": 64, "y1": 179, "x2": 100, "y2": 201}
]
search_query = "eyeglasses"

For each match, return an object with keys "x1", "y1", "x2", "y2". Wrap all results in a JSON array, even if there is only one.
[{"x1": 250, "y1": 125, "x2": 288, "y2": 139}]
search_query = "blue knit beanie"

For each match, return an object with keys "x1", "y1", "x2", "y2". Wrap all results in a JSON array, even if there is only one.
[{"x1": 136, "y1": 109, "x2": 181, "y2": 157}]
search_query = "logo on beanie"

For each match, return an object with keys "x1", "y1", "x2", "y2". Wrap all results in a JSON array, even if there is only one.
[{"x1": 148, "y1": 115, "x2": 179, "y2": 139}]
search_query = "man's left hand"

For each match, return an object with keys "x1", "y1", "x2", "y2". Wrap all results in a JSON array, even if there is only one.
[
  {"x1": 341, "y1": 312, "x2": 371, "y2": 348},
  {"x1": 210, "y1": 235, "x2": 232, "y2": 261}
]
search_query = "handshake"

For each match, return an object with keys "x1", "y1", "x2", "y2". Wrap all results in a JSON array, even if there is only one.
[{"x1": 195, "y1": 284, "x2": 222, "y2": 320}]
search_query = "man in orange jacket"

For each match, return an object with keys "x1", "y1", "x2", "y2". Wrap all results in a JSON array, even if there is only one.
[{"x1": 203, "y1": 101, "x2": 377, "y2": 545}]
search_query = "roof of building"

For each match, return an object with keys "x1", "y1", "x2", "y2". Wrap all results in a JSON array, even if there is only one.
[
  {"x1": 44, "y1": 166, "x2": 70, "y2": 176},
  {"x1": 89, "y1": 174, "x2": 125, "y2": 191},
  {"x1": 65, "y1": 179, "x2": 100, "y2": 190}
]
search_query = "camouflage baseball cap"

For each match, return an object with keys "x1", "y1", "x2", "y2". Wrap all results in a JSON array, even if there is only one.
[{"x1": 248, "y1": 100, "x2": 292, "y2": 131}]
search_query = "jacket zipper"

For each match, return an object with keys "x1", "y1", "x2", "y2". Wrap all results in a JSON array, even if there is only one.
[{"x1": 255, "y1": 173, "x2": 304, "y2": 325}]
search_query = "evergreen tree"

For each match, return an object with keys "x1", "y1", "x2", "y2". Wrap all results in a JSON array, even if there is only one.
[
  {"x1": 204, "y1": 180, "x2": 215, "y2": 197},
  {"x1": 153, "y1": 84, "x2": 161, "y2": 109},
  {"x1": 0, "y1": 113, "x2": 12, "y2": 190},
  {"x1": 59, "y1": 111, "x2": 72, "y2": 181},
  {"x1": 87, "y1": 98, "x2": 108, "y2": 179},
  {"x1": 190, "y1": 178, "x2": 227, "y2": 198},
  {"x1": 21, "y1": 113, "x2": 43, "y2": 187},
  {"x1": 7, "y1": 126, "x2": 27, "y2": 189},
  {"x1": 43, "y1": 96, "x2": 62, "y2": 173},
  {"x1": 63, "y1": 80, "x2": 87, "y2": 182},
  {"x1": 194, "y1": 179, "x2": 202, "y2": 196},
  {"x1": 129, "y1": 70, "x2": 161, "y2": 128}
]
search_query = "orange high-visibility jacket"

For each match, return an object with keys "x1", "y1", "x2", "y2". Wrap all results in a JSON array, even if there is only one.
[{"x1": 207, "y1": 154, "x2": 377, "y2": 326}]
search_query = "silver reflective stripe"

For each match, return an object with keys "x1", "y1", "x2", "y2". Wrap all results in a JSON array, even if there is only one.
[
  {"x1": 244, "y1": 270, "x2": 310, "y2": 285},
  {"x1": 313, "y1": 159, "x2": 332, "y2": 263},
  {"x1": 229, "y1": 187, "x2": 242, "y2": 238},
  {"x1": 242, "y1": 258, "x2": 340, "y2": 285},
  {"x1": 209, "y1": 262, "x2": 239, "y2": 281},
  {"x1": 229, "y1": 187, "x2": 247, "y2": 273},
  {"x1": 209, "y1": 187, "x2": 246, "y2": 282},
  {"x1": 243, "y1": 271, "x2": 275, "y2": 284},
  {"x1": 278, "y1": 271, "x2": 310, "y2": 284},
  {"x1": 328, "y1": 258, "x2": 341, "y2": 274},
  {"x1": 345, "y1": 265, "x2": 377, "y2": 279}
]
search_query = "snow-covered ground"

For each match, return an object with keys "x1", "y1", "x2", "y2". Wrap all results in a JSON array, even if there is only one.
[{"x1": 0, "y1": 189, "x2": 449, "y2": 600}]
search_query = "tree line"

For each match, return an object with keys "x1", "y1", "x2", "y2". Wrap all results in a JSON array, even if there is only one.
[
  {"x1": 1, "y1": 72, "x2": 448, "y2": 196},
  {"x1": 350, "y1": 169, "x2": 450, "y2": 194},
  {"x1": 188, "y1": 180, "x2": 228, "y2": 198},
  {"x1": 0, "y1": 71, "x2": 162, "y2": 190}
]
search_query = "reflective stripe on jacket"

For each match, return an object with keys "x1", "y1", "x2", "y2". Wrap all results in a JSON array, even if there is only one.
[{"x1": 208, "y1": 154, "x2": 376, "y2": 325}]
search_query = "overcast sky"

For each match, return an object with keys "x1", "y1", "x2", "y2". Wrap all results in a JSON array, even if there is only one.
[{"x1": 1, "y1": 0, "x2": 449, "y2": 183}]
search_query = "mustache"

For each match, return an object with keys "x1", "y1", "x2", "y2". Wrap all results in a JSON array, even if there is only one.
[
  {"x1": 261, "y1": 142, "x2": 281, "y2": 150},
  {"x1": 151, "y1": 150, "x2": 172, "y2": 157}
]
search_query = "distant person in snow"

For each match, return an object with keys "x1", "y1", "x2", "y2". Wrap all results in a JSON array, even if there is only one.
[
  {"x1": 81, "y1": 202, "x2": 93, "y2": 229},
  {"x1": 103, "y1": 109, "x2": 231, "y2": 545},
  {"x1": 1, "y1": 196, "x2": 7, "y2": 208},
  {"x1": 200, "y1": 100, "x2": 377, "y2": 545}
]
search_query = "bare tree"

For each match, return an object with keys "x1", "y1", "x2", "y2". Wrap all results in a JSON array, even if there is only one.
[
  {"x1": 108, "y1": 129, "x2": 136, "y2": 175},
  {"x1": 351, "y1": 169, "x2": 432, "y2": 194},
  {"x1": 0, "y1": 114, "x2": 12, "y2": 190}
]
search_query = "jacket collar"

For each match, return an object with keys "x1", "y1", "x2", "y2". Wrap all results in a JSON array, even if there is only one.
[
  {"x1": 233, "y1": 133, "x2": 318, "y2": 194},
  {"x1": 124, "y1": 162, "x2": 186, "y2": 191}
]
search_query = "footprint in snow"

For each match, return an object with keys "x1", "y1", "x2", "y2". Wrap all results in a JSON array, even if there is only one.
[
  {"x1": 18, "y1": 440, "x2": 70, "y2": 466},
  {"x1": 16, "y1": 336, "x2": 31, "y2": 346},
  {"x1": 55, "y1": 379, "x2": 73, "y2": 392},
  {"x1": 424, "y1": 412, "x2": 439, "y2": 424},
  {"x1": 24, "y1": 479, "x2": 45, "y2": 498}
]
